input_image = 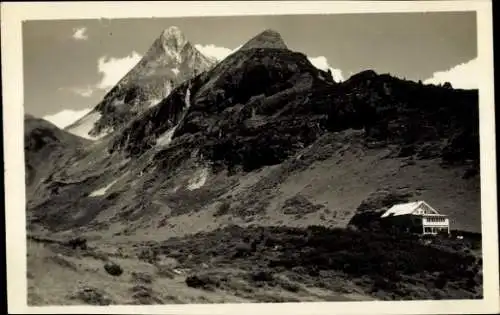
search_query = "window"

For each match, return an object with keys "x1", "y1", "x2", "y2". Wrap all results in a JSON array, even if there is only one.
[{"x1": 426, "y1": 216, "x2": 446, "y2": 223}]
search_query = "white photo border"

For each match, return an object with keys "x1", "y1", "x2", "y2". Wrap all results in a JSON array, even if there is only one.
[{"x1": 2, "y1": 1, "x2": 498, "y2": 314}]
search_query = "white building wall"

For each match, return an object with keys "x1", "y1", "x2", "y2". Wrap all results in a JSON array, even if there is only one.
[
  {"x1": 423, "y1": 217, "x2": 450, "y2": 226},
  {"x1": 422, "y1": 217, "x2": 450, "y2": 235}
]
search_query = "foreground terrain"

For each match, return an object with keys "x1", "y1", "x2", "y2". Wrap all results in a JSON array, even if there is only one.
[{"x1": 28, "y1": 225, "x2": 482, "y2": 305}]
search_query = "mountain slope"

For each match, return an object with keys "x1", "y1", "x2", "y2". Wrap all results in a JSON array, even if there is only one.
[
  {"x1": 27, "y1": 28, "x2": 479, "y2": 236},
  {"x1": 110, "y1": 29, "x2": 337, "y2": 165},
  {"x1": 65, "y1": 26, "x2": 215, "y2": 140},
  {"x1": 24, "y1": 115, "x2": 89, "y2": 201}
]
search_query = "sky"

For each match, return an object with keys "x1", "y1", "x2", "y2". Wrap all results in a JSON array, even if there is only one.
[{"x1": 22, "y1": 11, "x2": 478, "y2": 129}]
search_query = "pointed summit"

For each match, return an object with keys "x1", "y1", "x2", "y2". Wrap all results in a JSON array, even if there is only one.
[
  {"x1": 240, "y1": 29, "x2": 288, "y2": 51},
  {"x1": 158, "y1": 26, "x2": 188, "y2": 51}
]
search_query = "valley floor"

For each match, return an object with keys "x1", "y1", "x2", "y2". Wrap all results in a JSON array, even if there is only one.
[{"x1": 27, "y1": 225, "x2": 482, "y2": 305}]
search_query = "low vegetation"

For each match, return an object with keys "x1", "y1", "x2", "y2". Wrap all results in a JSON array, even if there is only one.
[
  {"x1": 104, "y1": 261, "x2": 123, "y2": 276},
  {"x1": 153, "y1": 224, "x2": 482, "y2": 300}
]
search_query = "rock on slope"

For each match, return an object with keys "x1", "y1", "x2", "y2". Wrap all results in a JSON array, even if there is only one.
[{"x1": 65, "y1": 26, "x2": 215, "y2": 140}]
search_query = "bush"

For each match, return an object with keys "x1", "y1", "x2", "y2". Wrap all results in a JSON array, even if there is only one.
[
  {"x1": 130, "y1": 284, "x2": 163, "y2": 304},
  {"x1": 434, "y1": 273, "x2": 448, "y2": 289},
  {"x1": 70, "y1": 286, "x2": 112, "y2": 305},
  {"x1": 276, "y1": 277, "x2": 301, "y2": 292},
  {"x1": 281, "y1": 195, "x2": 324, "y2": 217},
  {"x1": 214, "y1": 201, "x2": 231, "y2": 216},
  {"x1": 131, "y1": 272, "x2": 153, "y2": 284},
  {"x1": 66, "y1": 237, "x2": 87, "y2": 250},
  {"x1": 398, "y1": 144, "x2": 415, "y2": 157},
  {"x1": 138, "y1": 247, "x2": 159, "y2": 264},
  {"x1": 185, "y1": 274, "x2": 221, "y2": 291},
  {"x1": 232, "y1": 242, "x2": 252, "y2": 258},
  {"x1": 251, "y1": 270, "x2": 274, "y2": 282},
  {"x1": 104, "y1": 261, "x2": 123, "y2": 276},
  {"x1": 372, "y1": 276, "x2": 397, "y2": 292},
  {"x1": 462, "y1": 168, "x2": 479, "y2": 179}
]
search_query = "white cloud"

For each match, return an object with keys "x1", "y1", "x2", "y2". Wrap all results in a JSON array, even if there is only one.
[
  {"x1": 71, "y1": 86, "x2": 94, "y2": 97},
  {"x1": 424, "y1": 58, "x2": 478, "y2": 89},
  {"x1": 96, "y1": 51, "x2": 142, "y2": 90},
  {"x1": 195, "y1": 44, "x2": 241, "y2": 62},
  {"x1": 308, "y1": 56, "x2": 344, "y2": 82},
  {"x1": 58, "y1": 86, "x2": 95, "y2": 98},
  {"x1": 43, "y1": 107, "x2": 93, "y2": 129},
  {"x1": 72, "y1": 27, "x2": 88, "y2": 40}
]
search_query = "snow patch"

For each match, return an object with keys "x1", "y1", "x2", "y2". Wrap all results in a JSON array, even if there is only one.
[
  {"x1": 165, "y1": 81, "x2": 173, "y2": 94},
  {"x1": 172, "y1": 68, "x2": 180, "y2": 76},
  {"x1": 184, "y1": 87, "x2": 191, "y2": 109},
  {"x1": 165, "y1": 49, "x2": 182, "y2": 64},
  {"x1": 66, "y1": 111, "x2": 108, "y2": 140},
  {"x1": 187, "y1": 167, "x2": 209, "y2": 190},
  {"x1": 148, "y1": 98, "x2": 162, "y2": 108},
  {"x1": 88, "y1": 178, "x2": 119, "y2": 197},
  {"x1": 111, "y1": 99, "x2": 126, "y2": 107},
  {"x1": 156, "y1": 126, "x2": 177, "y2": 147},
  {"x1": 153, "y1": 85, "x2": 192, "y2": 148}
]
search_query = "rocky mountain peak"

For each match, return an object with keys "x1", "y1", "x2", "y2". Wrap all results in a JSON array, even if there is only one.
[
  {"x1": 240, "y1": 29, "x2": 288, "y2": 51},
  {"x1": 66, "y1": 26, "x2": 215, "y2": 140},
  {"x1": 158, "y1": 26, "x2": 188, "y2": 52}
]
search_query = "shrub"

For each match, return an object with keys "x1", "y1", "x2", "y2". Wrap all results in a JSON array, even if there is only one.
[
  {"x1": 214, "y1": 201, "x2": 231, "y2": 216},
  {"x1": 130, "y1": 284, "x2": 163, "y2": 304},
  {"x1": 185, "y1": 274, "x2": 221, "y2": 291},
  {"x1": 251, "y1": 270, "x2": 274, "y2": 282},
  {"x1": 70, "y1": 286, "x2": 112, "y2": 305},
  {"x1": 398, "y1": 144, "x2": 415, "y2": 157},
  {"x1": 462, "y1": 167, "x2": 478, "y2": 179},
  {"x1": 131, "y1": 272, "x2": 153, "y2": 284},
  {"x1": 277, "y1": 277, "x2": 301, "y2": 292},
  {"x1": 232, "y1": 242, "x2": 252, "y2": 258},
  {"x1": 434, "y1": 273, "x2": 448, "y2": 289},
  {"x1": 66, "y1": 237, "x2": 87, "y2": 250},
  {"x1": 372, "y1": 276, "x2": 398, "y2": 292},
  {"x1": 138, "y1": 247, "x2": 159, "y2": 264},
  {"x1": 104, "y1": 261, "x2": 123, "y2": 276}
]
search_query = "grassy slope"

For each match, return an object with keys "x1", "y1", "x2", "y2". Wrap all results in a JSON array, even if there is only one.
[
  {"x1": 63, "y1": 129, "x2": 479, "y2": 243},
  {"x1": 27, "y1": 239, "x2": 369, "y2": 305}
]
